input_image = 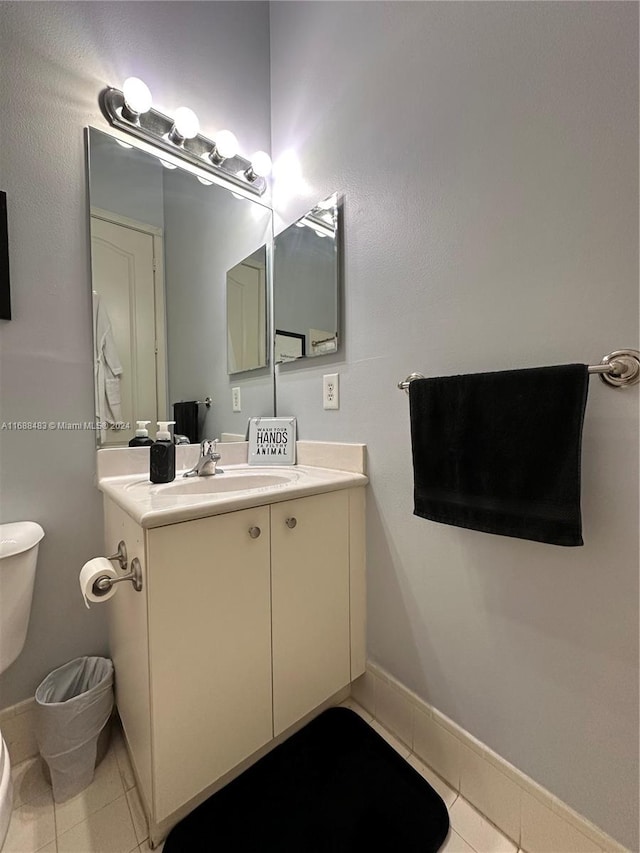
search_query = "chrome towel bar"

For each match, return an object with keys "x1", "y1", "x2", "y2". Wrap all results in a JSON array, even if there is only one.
[{"x1": 398, "y1": 349, "x2": 640, "y2": 393}]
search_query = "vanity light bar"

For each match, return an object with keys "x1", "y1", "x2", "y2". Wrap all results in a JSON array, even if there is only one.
[{"x1": 100, "y1": 86, "x2": 269, "y2": 197}]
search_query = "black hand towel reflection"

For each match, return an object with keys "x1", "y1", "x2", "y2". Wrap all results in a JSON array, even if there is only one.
[
  {"x1": 173, "y1": 400, "x2": 199, "y2": 445},
  {"x1": 409, "y1": 364, "x2": 589, "y2": 546}
]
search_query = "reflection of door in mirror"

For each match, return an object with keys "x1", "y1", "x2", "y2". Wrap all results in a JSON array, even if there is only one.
[
  {"x1": 227, "y1": 247, "x2": 267, "y2": 374},
  {"x1": 90, "y1": 210, "x2": 167, "y2": 446}
]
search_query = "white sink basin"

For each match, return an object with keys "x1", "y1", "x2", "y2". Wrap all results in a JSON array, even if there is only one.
[{"x1": 150, "y1": 472, "x2": 296, "y2": 496}]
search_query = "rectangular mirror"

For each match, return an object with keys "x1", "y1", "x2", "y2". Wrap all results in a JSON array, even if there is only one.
[
  {"x1": 87, "y1": 127, "x2": 274, "y2": 447},
  {"x1": 273, "y1": 194, "x2": 340, "y2": 363}
]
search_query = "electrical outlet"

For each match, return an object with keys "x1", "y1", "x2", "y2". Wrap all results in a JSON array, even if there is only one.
[
  {"x1": 232, "y1": 387, "x2": 241, "y2": 412},
  {"x1": 323, "y1": 373, "x2": 339, "y2": 410}
]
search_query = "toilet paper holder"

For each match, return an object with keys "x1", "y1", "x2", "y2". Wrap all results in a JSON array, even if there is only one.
[
  {"x1": 107, "y1": 541, "x2": 128, "y2": 571},
  {"x1": 93, "y1": 541, "x2": 143, "y2": 596}
]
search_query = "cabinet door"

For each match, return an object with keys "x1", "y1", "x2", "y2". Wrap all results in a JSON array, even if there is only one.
[
  {"x1": 147, "y1": 507, "x2": 272, "y2": 820},
  {"x1": 271, "y1": 491, "x2": 351, "y2": 735}
]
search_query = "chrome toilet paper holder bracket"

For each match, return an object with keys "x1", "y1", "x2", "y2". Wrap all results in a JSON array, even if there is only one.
[
  {"x1": 92, "y1": 557, "x2": 143, "y2": 596},
  {"x1": 107, "y1": 541, "x2": 128, "y2": 572},
  {"x1": 93, "y1": 542, "x2": 143, "y2": 596}
]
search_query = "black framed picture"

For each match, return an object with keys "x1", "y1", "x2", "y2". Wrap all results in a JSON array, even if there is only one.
[
  {"x1": 275, "y1": 329, "x2": 305, "y2": 363},
  {"x1": 0, "y1": 191, "x2": 11, "y2": 320}
]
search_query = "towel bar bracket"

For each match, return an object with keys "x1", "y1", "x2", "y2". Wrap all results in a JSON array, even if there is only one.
[
  {"x1": 595, "y1": 349, "x2": 640, "y2": 388},
  {"x1": 398, "y1": 349, "x2": 640, "y2": 393},
  {"x1": 398, "y1": 373, "x2": 425, "y2": 393}
]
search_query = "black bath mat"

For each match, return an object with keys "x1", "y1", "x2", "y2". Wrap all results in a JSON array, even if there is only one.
[{"x1": 164, "y1": 707, "x2": 450, "y2": 852}]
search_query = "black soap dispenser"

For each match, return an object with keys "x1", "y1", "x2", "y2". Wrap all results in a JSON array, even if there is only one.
[
  {"x1": 129, "y1": 421, "x2": 154, "y2": 447},
  {"x1": 150, "y1": 421, "x2": 176, "y2": 483}
]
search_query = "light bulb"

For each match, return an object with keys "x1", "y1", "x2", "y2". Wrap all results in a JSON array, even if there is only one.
[
  {"x1": 197, "y1": 176, "x2": 213, "y2": 186},
  {"x1": 215, "y1": 130, "x2": 239, "y2": 160},
  {"x1": 160, "y1": 160, "x2": 177, "y2": 170},
  {"x1": 249, "y1": 151, "x2": 272, "y2": 179},
  {"x1": 122, "y1": 77, "x2": 152, "y2": 117},
  {"x1": 170, "y1": 107, "x2": 200, "y2": 143}
]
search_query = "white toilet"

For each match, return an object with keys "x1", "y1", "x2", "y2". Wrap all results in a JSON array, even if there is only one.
[{"x1": 0, "y1": 521, "x2": 44, "y2": 849}]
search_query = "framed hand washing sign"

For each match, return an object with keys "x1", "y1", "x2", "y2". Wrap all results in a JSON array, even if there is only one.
[{"x1": 248, "y1": 417, "x2": 296, "y2": 466}]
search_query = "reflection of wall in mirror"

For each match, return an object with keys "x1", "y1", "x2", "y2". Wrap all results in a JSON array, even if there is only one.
[
  {"x1": 274, "y1": 223, "x2": 337, "y2": 358},
  {"x1": 162, "y1": 169, "x2": 272, "y2": 440},
  {"x1": 89, "y1": 133, "x2": 165, "y2": 228}
]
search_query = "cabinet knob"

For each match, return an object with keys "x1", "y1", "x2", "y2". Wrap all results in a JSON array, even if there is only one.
[
  {"x1": 248, "y1": 526, "x2": 261, "y2": 539},
  {"x1": 285, "y1": 517, "x2": 297, "y2": 529}
]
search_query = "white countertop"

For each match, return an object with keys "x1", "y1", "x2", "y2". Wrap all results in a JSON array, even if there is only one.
[{"x1": 98, "y1": 463, "x2": 368, "y2": 529}]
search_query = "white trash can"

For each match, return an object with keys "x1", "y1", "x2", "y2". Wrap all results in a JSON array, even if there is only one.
[{"x1": 34, "y1": 656, "x2": 114, "y2": 802}]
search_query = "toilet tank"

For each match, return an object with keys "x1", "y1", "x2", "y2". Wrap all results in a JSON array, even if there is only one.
[{"x1": 0, "y1": 522, "x2": 44, "y2": 675}]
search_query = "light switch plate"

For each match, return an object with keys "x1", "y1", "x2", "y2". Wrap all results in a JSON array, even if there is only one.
[
  {"x1": 323, "y1": 373, "x2": 339, "y2": 410},
  {"x1": 232, "y1": 387, "x2": 241, "y2": 412}
]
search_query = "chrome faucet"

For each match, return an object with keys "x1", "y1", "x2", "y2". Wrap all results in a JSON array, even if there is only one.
[{"x1": 183, "y1": 439, "x2": 223, "y2": 477}]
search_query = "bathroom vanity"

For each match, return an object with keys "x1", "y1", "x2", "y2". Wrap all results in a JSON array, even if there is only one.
[{"x1": 97, "y1": 443, "x2": 366, "y2": 845}]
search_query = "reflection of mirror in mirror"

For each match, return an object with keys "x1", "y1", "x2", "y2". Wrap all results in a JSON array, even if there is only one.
[
  {"x1": 87, "y1": 127, "x2": 273, "y2": 448},
  {"x1": 273, "y1": 193, "x2": 339, "y2": 364},
  {"x1": 227, "y1": 246, "x2": 267, "y2": 375}
]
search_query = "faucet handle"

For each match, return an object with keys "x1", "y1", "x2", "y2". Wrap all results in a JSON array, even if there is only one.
[{"x1": 201, "y1": 438, "x2": 219, "y2": 457}]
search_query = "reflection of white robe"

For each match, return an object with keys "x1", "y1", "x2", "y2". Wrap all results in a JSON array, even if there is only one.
[{"x1": 93, "y1": 293, "x2": 123, "y2": 442}]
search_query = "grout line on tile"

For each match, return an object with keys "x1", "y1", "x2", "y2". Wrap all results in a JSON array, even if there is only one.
[
  {"x1": 452, "y1": 797, "x2": 519, "y2": 853},
  {"x1": 408, "y1": 750, "x2": 459, "y2": 808}
]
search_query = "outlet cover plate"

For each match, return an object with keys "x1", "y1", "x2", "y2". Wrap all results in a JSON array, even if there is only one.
[
  {"x1": 323, "y1": 373, "x2": 339, "y2": 410},
  {"x1": 232, "y1": 387, "x2": 241, "y2": 412}
]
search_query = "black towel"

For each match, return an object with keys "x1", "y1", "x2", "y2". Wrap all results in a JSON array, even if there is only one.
[
  {"x1": 409, "y1": 364, "x2": 589, "y2": 546},
  {"x1": 173, "y1": 401, "x2": 199, "y2": 444}
]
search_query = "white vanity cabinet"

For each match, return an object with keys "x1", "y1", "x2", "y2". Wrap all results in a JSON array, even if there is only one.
[{"x1": 103, "y1": 482, "x2": 366, "y2": 842}]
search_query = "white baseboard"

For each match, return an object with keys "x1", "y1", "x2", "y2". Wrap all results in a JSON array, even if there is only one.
[
  {"x1": 3, "y1": 676, "x2": 630, "y2": 852},
  {"x1": 351, "y1": 662, "x2": 629, "y2": 853}
]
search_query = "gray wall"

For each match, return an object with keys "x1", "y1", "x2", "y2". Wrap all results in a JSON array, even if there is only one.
[
  {"x1": 0, "y1": 1, "x2": 271, "y2": 706},
  {"x1": 270, "y1": 2, "x2": 638, "y2": 847}
]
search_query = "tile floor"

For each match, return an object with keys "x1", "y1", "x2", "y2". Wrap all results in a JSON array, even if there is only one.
[{"x1": 5, "y1": 701, "x2": 524, "y2": 853}]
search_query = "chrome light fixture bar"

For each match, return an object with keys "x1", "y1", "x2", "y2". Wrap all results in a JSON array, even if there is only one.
[{"x1": 100, "y1": 86, "x2": 269, "y2": 197}]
